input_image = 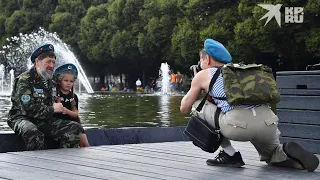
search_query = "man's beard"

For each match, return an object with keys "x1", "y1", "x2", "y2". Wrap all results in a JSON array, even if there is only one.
[{"x1": 37, "y1": 66, "x2": 53, "y2": 80}]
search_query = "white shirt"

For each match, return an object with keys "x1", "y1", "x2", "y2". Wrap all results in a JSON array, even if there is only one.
[{"x1": 136, "y1": 80, "x2": 142, "y2": 86}]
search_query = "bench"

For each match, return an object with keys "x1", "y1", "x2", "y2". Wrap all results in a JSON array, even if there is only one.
[{"x1": 276, "y1": 70, "x2": 320, "y2": 153}]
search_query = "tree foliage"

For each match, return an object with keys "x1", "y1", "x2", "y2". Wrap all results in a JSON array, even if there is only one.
[{"x1": 0, "y1": 0, "x2": 319, "y2": 88}]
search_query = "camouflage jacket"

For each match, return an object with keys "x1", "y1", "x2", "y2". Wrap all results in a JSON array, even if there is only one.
[{"x1": 8, "y1": 67, "x2": 57, "y2": 122}]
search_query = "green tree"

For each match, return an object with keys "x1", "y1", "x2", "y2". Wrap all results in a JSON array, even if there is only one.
[
  {"x1": 0, "y1": 15, "x2": 6, "y2": 44},
  {"x1": 0, "y1": 0, "x2": 21, "y2": 17},
  {"x1": 138, "y1": 0, "x2": 182, "y2": 70},
  {"x1": 231, "y1": 0, "x2": 319, "y2": 70},
  {"x1": 171, "y1": 18, "x2": 199, "y2": 68},
  {"x1": 5, "y1": 10, "x2": 27, "y2": 35},
  {"x1": 50, "y1": 0, "x2": 86, "y2": 47},
  {"x1": 79, "y1": 3, "x2": 114, "y2": 84}
]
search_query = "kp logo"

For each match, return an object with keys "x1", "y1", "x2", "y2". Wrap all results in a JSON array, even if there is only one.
[{"x1": 258, "y1": 4, "x2": 304, "y2": 27}]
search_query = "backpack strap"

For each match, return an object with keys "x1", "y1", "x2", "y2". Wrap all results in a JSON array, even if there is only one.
[
  {"x1": 211, "y1": 67, "x2": 227, "y2": 100},
  {"x1": 213, "y1": 96, "x2": 227, "y2": 100},
  {"x1": 196, "y1": 67, "x2": 222, "y2": 112}
]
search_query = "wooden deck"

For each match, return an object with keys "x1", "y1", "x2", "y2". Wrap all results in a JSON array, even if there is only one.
[{"x1": 0, "y1": 141, "x2": 318, "y2": 180}]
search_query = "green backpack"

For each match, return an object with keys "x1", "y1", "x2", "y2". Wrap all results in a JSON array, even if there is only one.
[{"x1": 215, "y1": 63, "x2": 280, "y2": 105}]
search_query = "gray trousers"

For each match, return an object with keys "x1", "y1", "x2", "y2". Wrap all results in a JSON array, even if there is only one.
[{"x1": 192, "y1": 100, "x2": 303, "y2": 168}]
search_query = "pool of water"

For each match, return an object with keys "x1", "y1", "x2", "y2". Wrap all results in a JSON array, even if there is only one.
[{"x1": 0, "y1": 93, "x2": 190, "y2": 131}]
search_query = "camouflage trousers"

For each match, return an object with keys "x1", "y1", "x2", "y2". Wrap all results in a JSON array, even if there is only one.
[{"x1": 8, "y1": 117, "x2": 82, "y2": 151}]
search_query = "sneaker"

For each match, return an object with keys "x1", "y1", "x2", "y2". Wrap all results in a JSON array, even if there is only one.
[
  {"x1": 206, "y1": 150, "x2": 245, "y2": 168},
  {"x1": 283, "y1": 142, "x2": 319, "y2": 172}
]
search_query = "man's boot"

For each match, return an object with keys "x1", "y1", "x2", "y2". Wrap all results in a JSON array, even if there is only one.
[
  {"x1": 206, "y1": 150, "x2": 245, "y2": 168},
  {"x1": 283, "y1": 142, "x2": 319, "y2": 172}
]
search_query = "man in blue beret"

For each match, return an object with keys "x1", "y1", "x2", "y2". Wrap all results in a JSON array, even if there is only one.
[
  {"x1": 180, "y1": 39, "x2": 318, "y2": 171},
  {"x1": 7, "y1": 44, "x2": 82, "y2": 151}
]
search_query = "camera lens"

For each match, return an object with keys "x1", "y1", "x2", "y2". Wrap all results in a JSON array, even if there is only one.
[{"x1": 196, "y1": 61, "x2": 202, "y2": 72}]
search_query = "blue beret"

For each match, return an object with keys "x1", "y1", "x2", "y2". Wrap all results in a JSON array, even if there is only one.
[
  {"x1": 54, "y1": 63, "x2": 78, "y2": 79},
  {"x1": 31, "y1": 44, "x2": 55, "y2": 63},
  {"x1": 204, "y1": 39, "x2": 232, "y2": 63}
]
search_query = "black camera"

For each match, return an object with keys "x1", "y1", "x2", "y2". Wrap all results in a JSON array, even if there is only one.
[{"x1": 189, "y1": 61, "x2": 202, "y2": 73}]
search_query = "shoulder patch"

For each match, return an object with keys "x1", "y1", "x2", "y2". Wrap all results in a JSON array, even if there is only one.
[
  {"x1": 34, "y1": 88, "x2": 44, "y2": 94},
  {"x1": 21, "y1": 94, "x2": 31, "y2": 103},
  {"x1": 24, "y1": 89, "x2": 32, "y2": 94},
  {"x1": 19, "y1": 74, "x2": 30, "y2": 80}
]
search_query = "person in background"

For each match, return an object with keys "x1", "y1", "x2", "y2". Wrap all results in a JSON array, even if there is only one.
[
  {"x1": 151, "y1": 79, "x2": 156, "y2": 92},
  {"x1": 176, "y1": 71, "x2": 183, "y2": 92},
  {"x1": 100, "y1": 85, "x2": 106, "y2": 91},
  {"x1": 156, "y1": 79, "x2": 162, "y2": 92},
  {"x1": 136, "y1": 78, "x2": 142, "y2": 91},
  {"x1": 54, "y1": 63, "x2": 90, "y2": 147},
  {"x1": 170, "y1": 71, "x2": 177, "y2": 92}
]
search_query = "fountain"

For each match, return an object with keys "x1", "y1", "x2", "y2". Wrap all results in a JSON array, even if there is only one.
[
  {"x1": 159, "y1": 62, "x2": 171, "y2": 95},
  {"x1": 0, "y1": 64, "x2": 15, "y2": 96},
  {"x1": 0, "y1": 27, "x2": 94, "y2": 94},
  {"x1": 9, "y1": 69, "x2": 14, "y2": 94},
  {"x1": 0, "y1": 64, "x2": 4, "y2": 94}
]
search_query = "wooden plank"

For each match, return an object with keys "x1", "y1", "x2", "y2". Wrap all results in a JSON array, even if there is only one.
[
  {"x1": 280, "y1": 137, "x2": 320, "y2": 154},
  {"x1": 98, "y1": 145, "x2": 264, "y2": 166},
  {"x1": 279, "y1": 89, "x2": 320, "y2": 96},
  {"x1": 15, "y1": 143, "x2": 309, "y2": 180},
  {"x1": 0, "y1": 153, "x2": 155, "y2": 180},
  {"x1": 93, "y1": 144, "x2": 319, "y2": 176},
  {"x1": 92, "y1": 143, "x2": 320, "y2": 179},
  {"x1": 31, "y1": 145, "x2": 313, "y2": 180},
  {"x1": 277, "y1": 71, "x2": 320, "y2": 76},
  {"x1": 144, "y1": 141, "x2": 320, "y2": 162},
  {"x1": 278, "y1": 123, "x2": 320, "y2": 140},
  {"x1": 97, "y1": 142, "x2": 293, "y2": 163},
  {"x1": 9, "y1": 151, "x2": 207, "y2": 180},
  {"x1": 10, "y1": 147, "x2": 260, "y2": 180},
  {"x1": 113, "y1": 141, "x2": 319, "y2": 164},
  {"x1": 277, "y1": 96, "x2": 320, "y2": 110},
  {"x1": 102, "y1": 141, "x2": 320, "y2": 171},
  {"x1": 276, "y1": 75, "x2": 320, "y2": 89},
  {"x1": 0, "y1": 142, "x2": 319, "y2": 180},
  {"x1": 277, "y1": 109, "x2": 320, "y2": 125},
  {"x1": 115, "y1": 142, "x2": 320, "y2": 175},
  {"x1": 0, "y1": 162, "x2": 79, "y2": 180},
  {"x1": 103, "y1": 141, "x2": 259, "y2": 158}
]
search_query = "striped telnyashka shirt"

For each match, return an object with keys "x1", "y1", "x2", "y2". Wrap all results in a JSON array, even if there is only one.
[
  {"x1": 208, "y1": 67, "x2": 261, "y2": 113},
  {"x1": 41, "y1": 78, "x2": 49, "y2": 89}
]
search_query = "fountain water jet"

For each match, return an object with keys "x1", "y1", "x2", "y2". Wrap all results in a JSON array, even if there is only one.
[
  {"x1": 0, "y1": 64, "x2": 14, "y2": 96},
  {"x1": 0, "y1": 27, "x2": 94, "y2": 93},
  {"x1": 159, "y1": 62, "x2": 171, "y2": 95},
  {"x1": 9, "y1": 69, "x2": 14, "y2": 94},
  {"x1": 0, "y1": 64, "x2": 4, "y2": 94}
]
